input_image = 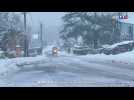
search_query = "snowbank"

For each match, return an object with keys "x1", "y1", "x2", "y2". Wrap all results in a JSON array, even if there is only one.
[
  {"x1": 0, "y1": 56, "x2": 47, "y2": 77},
  {"x1": 59, "y1": 51, "x2": 74, "y2": 56},
  {"x1": 0, "y1": 59, "x2": 19, "y2": 76},
  {"x1": 0, "y1": 43, "x2": 71, "y2": 76},
  {"x1": 10, "y1": 56, "x2": 47, "y2": 65},
  {"x1": 80, "y1": 49, "x2": 134, "y2": 64}
]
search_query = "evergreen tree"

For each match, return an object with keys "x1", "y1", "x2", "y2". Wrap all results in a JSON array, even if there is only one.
[
  {"x1": 0, "y1": 12, "x2": 24, "y2": 51},
  {"x1": 60, "y1": 12, "x2": 121, "y2": 49}
]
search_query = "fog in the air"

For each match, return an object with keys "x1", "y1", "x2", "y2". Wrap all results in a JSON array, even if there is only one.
[
  {"x1": 27, "y1": 12, "x2": 65, "y2": 44},
  {"x1": 26, "y1": 12, "x2": 134, "y2": 44}
]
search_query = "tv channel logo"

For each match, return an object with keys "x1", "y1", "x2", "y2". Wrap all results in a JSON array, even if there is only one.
[{"x1": 119, "y1": 15, "x2": 128, "y2": 19}]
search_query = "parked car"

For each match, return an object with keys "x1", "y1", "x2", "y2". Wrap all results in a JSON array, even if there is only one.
[
  {"x1": 101, "y1": 41, "x2": 134, "y2": 55},
  {"x1": 72, "y1": 45, "x2": 90, "y2": 55},
  {"x1": 29, "y1": 50, "x2": 38, "y2": 57}
]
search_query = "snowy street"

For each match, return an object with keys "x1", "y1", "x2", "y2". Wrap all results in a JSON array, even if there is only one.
[
  {"x1": 0, "y1": 53, "x2": 134, "y2": 87},
  {"x1": 1, "y1": 12, "x2": 134, "y2": 87}
]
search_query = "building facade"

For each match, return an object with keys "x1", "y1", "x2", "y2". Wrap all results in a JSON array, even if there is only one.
[
  {"x1": 117, "y1": 13, "x2": 134, "y2": 41},
  {"x1": 118, "y1": 21, "x2": 134, "y2": 41}
]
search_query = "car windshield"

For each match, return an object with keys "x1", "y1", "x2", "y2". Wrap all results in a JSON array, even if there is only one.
[{"x1": 0, "y1": 12, "x2": 134, "y2": 87}]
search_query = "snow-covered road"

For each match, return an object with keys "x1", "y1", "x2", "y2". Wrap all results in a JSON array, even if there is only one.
[{"x1": 0, "y1": 55, "x2": 134, "y2": 87}]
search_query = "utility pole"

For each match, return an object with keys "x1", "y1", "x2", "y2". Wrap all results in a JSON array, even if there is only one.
[
  {"x1": 40, "y1": 22, "x2": 43, "y2": 55},
  {"x1": 22, "y1": 12, "x2": 29, "y2": 57}
]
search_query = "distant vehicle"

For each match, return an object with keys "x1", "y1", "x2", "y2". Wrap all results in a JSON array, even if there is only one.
[
  {"x1": 101, "y1": 41, "x2": 134, "y2": 55},
  {"x1": 29, "y1": 50, "x2": 38, "y2": 57},
  {"x1": 29, "y1": 47, "x2": 42, "y2": 57},
  {"x1": 52, "y1": 47, "x2": 59, "y2": 56}
]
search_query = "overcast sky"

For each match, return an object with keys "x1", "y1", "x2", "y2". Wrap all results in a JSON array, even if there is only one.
[
  {"x1": 25, "y1": 12, "x2": 134, "y2": 44},
  {"x1": 26, "y1": 12, "x2": 65, "y2": 44}
]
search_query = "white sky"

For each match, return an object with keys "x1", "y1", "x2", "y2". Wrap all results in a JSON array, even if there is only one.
[{"x1": 26, "y1": 12, "x2": 65, "y2": 44}]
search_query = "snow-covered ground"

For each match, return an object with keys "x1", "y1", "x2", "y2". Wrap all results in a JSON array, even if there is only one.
[
  {"x1": 0, "y1": 56, "x2": 48, "y2": 76},
  {"x1": 80, "y1": 49, "x2": 134, "y2": 64},
  {"x1": 0, "y1": 49, "x2": 134, "y2": 87}
]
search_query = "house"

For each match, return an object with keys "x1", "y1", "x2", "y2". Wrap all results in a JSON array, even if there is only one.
[
  {"x1": 5, "y1": 33, "x2": 26, "y2": 57},
  {"x1": 28, "y1": 33, "x2": 42, "y2": 56}
]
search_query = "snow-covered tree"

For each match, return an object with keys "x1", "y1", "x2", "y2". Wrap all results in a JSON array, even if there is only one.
[
  {"x1": 0, "y1": 12, "x2": 24, "y2": 51},
  {"x1": 60, "y1": 12, "x2": 121, "y2": 49}
]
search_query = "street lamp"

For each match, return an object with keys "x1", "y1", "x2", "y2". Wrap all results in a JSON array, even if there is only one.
[
  {"x1": 110, "y1": 16, "x2": 117, "y2": 43},
  {"x1": 112, "y1": 16, "x2": 116, "y2": 26}
]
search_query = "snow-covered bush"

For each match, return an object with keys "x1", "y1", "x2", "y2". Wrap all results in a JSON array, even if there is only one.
[
  {"x1": 0, "y1": 51, "x2": 6, "y2": 59},
  {"x1": 73, "y1": 45, "x2": 89, "y2": 55},
  {"x1": 4, "y1": 50, "x2": 16, "y2": 58}
]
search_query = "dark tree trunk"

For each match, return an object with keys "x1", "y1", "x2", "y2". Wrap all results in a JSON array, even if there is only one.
[{"x1": 93, "y1": 39, "x2": 98, "y2": 49}]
